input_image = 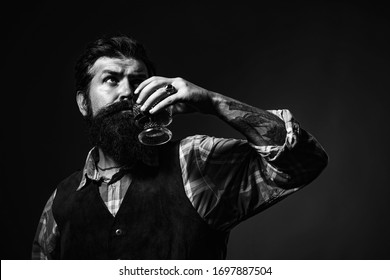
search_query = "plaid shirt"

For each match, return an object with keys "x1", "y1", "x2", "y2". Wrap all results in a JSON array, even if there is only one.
[{"x1": 32, "y1": 109, "x2": 328, "y2": 259}]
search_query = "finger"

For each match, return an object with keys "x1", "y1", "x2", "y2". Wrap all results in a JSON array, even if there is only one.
[
  {"x1": 135, "y1": 77, "x2": 169, "y2": 103},
  {"x1": 135, "y1": 77, "x2": 162, "y2": 104},
  {"x1": 134, "y1": 76, "x2": 156, "y2": 95},
  {"x1": 140, "y1": 87, "x2": 171, "y2": 112},
  {"x1": 149, "y1": 94, "x2": 176, "y2": 114}
]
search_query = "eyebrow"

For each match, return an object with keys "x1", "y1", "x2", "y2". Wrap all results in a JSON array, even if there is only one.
[{"x1": 101, "y1": 70, "x2": 148, "y2": 78}]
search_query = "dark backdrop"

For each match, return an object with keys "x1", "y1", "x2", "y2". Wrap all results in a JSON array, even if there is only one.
[{"x1": 3, "y1": 1, "x2": 389, "y2": 259}]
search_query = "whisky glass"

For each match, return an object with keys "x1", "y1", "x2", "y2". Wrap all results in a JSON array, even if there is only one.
[{"x1": 133, "y1": 103, "x2": 173, "y2": 146}]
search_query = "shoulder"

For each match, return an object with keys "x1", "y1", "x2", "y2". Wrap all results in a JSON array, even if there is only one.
[
  {"x1": 178, "y1": 135, "x2": 254, "y2": 169},
  {"x1": 179, "y1": 135, "x2": 216, "y2": 152},
  {"x1": 56, "y1": 170, "x2": 83, "y2": 192},
  {"x1": 178, "y1": 135, "x2": 210, "y2": 159}
]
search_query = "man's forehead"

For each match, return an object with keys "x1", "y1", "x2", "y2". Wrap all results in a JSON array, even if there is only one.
[{"x1": 89, "y1": 57, "x2": 148, "y2": 75}]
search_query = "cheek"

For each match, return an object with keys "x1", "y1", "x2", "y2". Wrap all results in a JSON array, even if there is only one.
[
  {"x1": 89, "y1": 87, "x2": 115, "y2": 116},
  {"x1": 90, "y1": 97, "x2": 112, "y2": 116}
]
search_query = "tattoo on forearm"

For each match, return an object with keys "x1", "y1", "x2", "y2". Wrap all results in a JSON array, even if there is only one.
[
  {"x1": 228, "y1": 102, "x2": 259, "y2": 114},
  {"x1": 225, "y1": 101, "x2": 286, "y2": 146}
]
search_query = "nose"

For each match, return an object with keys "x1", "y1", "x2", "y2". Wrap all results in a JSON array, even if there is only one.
[{"x1": 118, "y1": 79, "x2": 133, "y2": 101}]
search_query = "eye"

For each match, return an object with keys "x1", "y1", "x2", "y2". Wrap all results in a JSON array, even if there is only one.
[{"x1": 103, "y1": 76, "x2": 119, "y2": 86}]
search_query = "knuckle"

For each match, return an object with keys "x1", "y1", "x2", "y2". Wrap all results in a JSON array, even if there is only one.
[
  {"x1": 174, "y1": 77, "x2": 184, "y2": 85},
  {"x1": 166, "y1": 97, "x2": 175, "y2": 105},
  {"x1": 150, "y1": 79, "x2": 159, "y2": 87}
]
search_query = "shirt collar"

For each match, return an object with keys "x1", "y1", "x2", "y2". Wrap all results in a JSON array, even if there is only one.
[
  {"x1": 77, "y1": 146, "x2": 159, "y2": 191},
  {"x1": 77, "y1": 147, "x2": 100, "y2": 191}
]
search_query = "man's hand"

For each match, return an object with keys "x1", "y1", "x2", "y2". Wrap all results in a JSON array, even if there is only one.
[{"x1": 134, "y1": 76, "x2": 215, "y2": 115}]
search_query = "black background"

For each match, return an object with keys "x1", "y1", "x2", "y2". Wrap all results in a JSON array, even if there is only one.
[{"x1": 3, "y1": 1, "x2": 389, "y2": 259}]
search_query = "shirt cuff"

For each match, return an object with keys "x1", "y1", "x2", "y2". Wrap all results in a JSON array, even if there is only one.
[{"x1": 249, "y1": 109, "x2": 300, "y2": 161}]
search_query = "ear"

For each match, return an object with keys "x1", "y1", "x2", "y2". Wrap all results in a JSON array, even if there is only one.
[{"x1": 76, "y1": 91, "x2": 89, "y2": 117}]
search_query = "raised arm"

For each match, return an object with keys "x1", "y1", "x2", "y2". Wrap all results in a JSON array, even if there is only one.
[
  {"x1": 208, "y1": 92, "x2": 287, "y2": 147},
  {"x1": 136, "y1": 76, "x2": 328, "y2": 188}
]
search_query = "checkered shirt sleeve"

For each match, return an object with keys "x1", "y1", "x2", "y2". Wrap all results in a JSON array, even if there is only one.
[
  {"x1": 179, "y1": 109, "x2": 328, "y2": 231},
  {"x1": 32, "y1": 190, "x2": 59, "y2": 260}
]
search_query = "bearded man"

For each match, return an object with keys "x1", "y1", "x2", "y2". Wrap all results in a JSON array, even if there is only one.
[{"x1": 32, "y1": 35, "x2": 328, "y2": 260}]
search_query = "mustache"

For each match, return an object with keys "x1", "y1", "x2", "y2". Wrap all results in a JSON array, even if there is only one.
[{"x1": 94, "y1": 99, "x2": 134, "y2": 120}]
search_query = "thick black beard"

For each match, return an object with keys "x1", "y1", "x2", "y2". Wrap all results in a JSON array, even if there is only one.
[{"x1": 85, "y1": 100, "x2": 155, "y2": 168}]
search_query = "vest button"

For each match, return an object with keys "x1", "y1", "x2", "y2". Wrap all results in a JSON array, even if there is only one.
[{"x1": 115, "y1": 229, "x2": 123, "y2": 236}]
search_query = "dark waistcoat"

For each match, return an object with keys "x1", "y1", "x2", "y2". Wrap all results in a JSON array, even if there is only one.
[{"x1": 52, "y1": 141, "x2": 229, "y2": 259}]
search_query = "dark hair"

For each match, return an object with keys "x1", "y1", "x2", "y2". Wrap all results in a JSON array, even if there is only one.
[{"x1": 74, "y1": 35, "x2": 156, "y2": 96}]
